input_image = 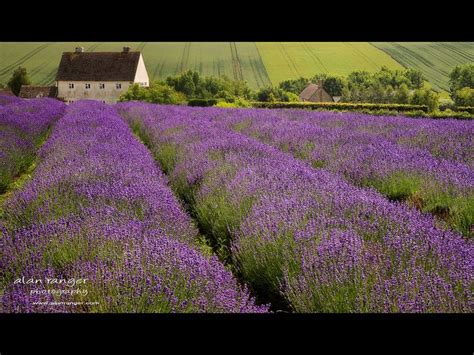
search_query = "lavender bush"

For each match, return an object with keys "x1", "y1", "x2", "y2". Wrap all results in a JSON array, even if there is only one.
[
  {"x1": 0, "y1": 93, "x2": 21, "y2": 106},
  {"x1": 215, "y1": 109, "x2": 474, "y2": 237},
  {"x1": 117, "y1": 102, "x2": 473, "y2": 313},
  {"x1": 0, "y1": 98, "x2": 65, "y2": 193},
  {"x1": 1, "y1": 101, "x2": 266, "y2": 313}
]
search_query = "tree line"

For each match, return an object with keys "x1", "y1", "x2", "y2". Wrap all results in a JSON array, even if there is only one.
[{"x1": 2, "y1": 63, "x2": 473, "y2": 112}]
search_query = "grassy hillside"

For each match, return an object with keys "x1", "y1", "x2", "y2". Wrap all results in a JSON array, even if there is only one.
[
  {"x1": 0, "y1": 42, "x2": 472, "y2": 91},
  {"x1": 255, "y1": 42, "x2": 404, "y2": 85},
  {"x1": 371, "y1": 42, "x2": 474, "y2": 92}
]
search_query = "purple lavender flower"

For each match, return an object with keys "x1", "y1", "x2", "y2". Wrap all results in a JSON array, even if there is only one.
[
  {"x1": 1, "y1": 100, "x2": 266, "y2": 313},
  {"x1": 116, "y1": 102, "x2": 473, "y2": 313}
]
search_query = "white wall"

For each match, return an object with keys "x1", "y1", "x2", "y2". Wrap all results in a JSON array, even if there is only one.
[
  {"x1": 134, "y1": 54, "x2": 150, "y2": 87},
  {"x1": 57, "y1": 81, "x2": 132, "y2": 104}
]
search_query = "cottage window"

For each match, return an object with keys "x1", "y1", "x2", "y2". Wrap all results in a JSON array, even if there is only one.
[
  {"x1": 116, "y1": 83, "x2": 122, "y2": 89},
  {"x1": 68, "y1": 83, "x2": 74, "y2": 89},
  {"x1": 85, "y1": 83, "x2": 91, "y2": 89},
  {"x1": 99, "y1": 83, "x2": 105, "y2": 89}
]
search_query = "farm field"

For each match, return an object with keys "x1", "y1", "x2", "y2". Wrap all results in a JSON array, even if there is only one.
[
  {"x1": 255, "y1": 42, "x2": 404, "y2": 85},
  {"x1": 1, "y1": 42, "x2": 472, "y2": 91},
  {"x1": 372, "y1": 42, "x2": 474, "y2": 92},
  {"x1": 1, "y1": 96, "x2": 472, "y2": 313},
  {"x1": 0, "y1": 42, "x2": 272, "y2": 89}
]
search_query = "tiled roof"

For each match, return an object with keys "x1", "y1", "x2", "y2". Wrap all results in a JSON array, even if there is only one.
[
  {"x1": 299, "y1": 83, "x2": 321, "y2": 101},
  {"x1": 56, "y1": 52, "x2": 141, "y2": 81}
]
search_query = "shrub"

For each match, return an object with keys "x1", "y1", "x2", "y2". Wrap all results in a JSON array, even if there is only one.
[
  {"x1": 410, "y1": 88, "x2": 439, "y2": 112},
  {"x1": 251, "y1": 101, "x2": 429, "y2": 112},
  {"x1": 188, "y1": 98, "x2": 218, "y2": 107},
  {"x1": 454, "y1": 87, "x2": 474, "y2": 107}
]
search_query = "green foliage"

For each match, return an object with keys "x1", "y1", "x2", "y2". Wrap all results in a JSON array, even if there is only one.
[
  {"x1": 255, "y1": 87, "x2": 299, "y2": 102},
  {"x1": 403, "y1": 110, "x2": 474, "y2": 120},
  {"x1": 119, "y1": 82, "x2": 186, "y2": 105},
  {"x1": 454, "y1": 87, "x2": 474, "y2": 107},
  {"x1": 341, "y1": 67, "x2": 430, "y2": 105},
  {"x1": 279, "y1": 77, "x2": 310, "y2": 95},
  {"x1": 404, "y1": 68, "x2": 425, "y2": 89},
  {"x1": 236, "y1": 233, "x2": 292, "y2": 309},
  {"x1": 166, "y1": 70, "x2": 199, "y2": 96},
  {"x1": 214, "y1": 97, "x2": 251, "y2": 108},
  {"x1": 166, "y1": 70, "x2": 253, "y2": 102},
  {"x1": 7, "y1": 66, "x2": 31, "y2": 96},
  {"x1": 251, "y1": 101, "x2": 429, "y2": 112},
  {"x1": 421, "y1": 192, "x2": 474, "y2": 238},
  {"x1": 449, "y1": 63, "x2": 474, "y2": 100},
  {"x1": 410, "y1": 88, "x2": 439, "y2": 112},
  {"x1": 394, "y1": 83, "x2": 410, "y2": 104},
  {"x1": 322, "y1": 76, "x2": 346, "y2": 97},
  {"x1": 188, "y1": 98, "x2": 218, "y2": 107},
  {"x1": 195, "y1": 189, "x2": 253, "y2": 262},
  {"x1": 372, "y1": 172, "x2": 424, "y2": 202}
]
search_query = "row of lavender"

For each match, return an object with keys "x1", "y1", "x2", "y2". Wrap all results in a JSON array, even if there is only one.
[
  {"x1": 117, "y1": 102, "x2": 473, "y2": 312},
  {"x1": 0, "y1": 94, "x2": 21, "y2": 107},
  {"x1": 1, "y1": 101, "x2": 266, "y2": 313},
  {"x1": 0, "y1": 98, "x2": 65, "y2": 193},
  {"x1": 211, "y1": 109, "x2": 473, "y2": 237}
]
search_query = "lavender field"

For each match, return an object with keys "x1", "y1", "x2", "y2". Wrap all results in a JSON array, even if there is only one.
[{"x1": 1, "y1": 97, "x2": 473, "y2": 313}]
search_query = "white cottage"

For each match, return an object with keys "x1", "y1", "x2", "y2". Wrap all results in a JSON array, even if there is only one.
[{"x1": 56, "y1": 47, "x2": 149, "y2": 104}]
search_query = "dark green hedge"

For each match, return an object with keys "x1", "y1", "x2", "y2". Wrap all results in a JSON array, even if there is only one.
[
  {"x1": 456, "y1": 106, "x2": 474, "y2": 114},
  {"x1": 188, "y1": 99, "x2": 218, "y2": 107},
  {"x1": 251, "y1": 101, "x2": 430, "y2": 112}
]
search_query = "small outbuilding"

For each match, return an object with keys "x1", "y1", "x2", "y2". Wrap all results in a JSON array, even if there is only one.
[
  {"x1": 299, "y1": 83, "x2": 334, "y2": 103},
  {"x1": 19, "y1": 85, "x2": 57, "y2": 99}
]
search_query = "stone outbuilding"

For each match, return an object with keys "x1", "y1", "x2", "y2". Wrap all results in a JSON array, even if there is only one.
[{"x1": 19, "y1": 85, "x2": 57, "y2": 99}]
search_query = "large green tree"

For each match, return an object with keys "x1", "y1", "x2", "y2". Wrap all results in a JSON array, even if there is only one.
[
  {"x1": 278, "y1": 77, "x2": 310, "y2": 95},
  {"x1": 7, "y1": 67, "x2": 31, "y2": 96},
  {"x1": 454, "y1": 87, "x2": 474, "y2": 107},
  {"x1": 119, "y1": 82, "x2": 185, "y2": 104},
  {"x1": 322, "y1": 76, "x2": 346, "y2": 97},
  {"x1": 449, "y1": 63, "x2": 474, "y2": 101},
  {"x1": 410, "y1": 88, "x2": 439, "y2": 112}
]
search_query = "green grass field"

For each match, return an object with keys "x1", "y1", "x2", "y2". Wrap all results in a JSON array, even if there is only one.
[
  {"x1": 255, "y1": 42, "x2": 404, "y2": 85},
  {"x1": 0, "y1": 42, "x2": 272, "y2": 89},
  {"x1": 0, "y1": 42, "x2": 472, "y2": 91},
  {"x1": 371, "y1": 42, "x2": 474, "y2": 92}
]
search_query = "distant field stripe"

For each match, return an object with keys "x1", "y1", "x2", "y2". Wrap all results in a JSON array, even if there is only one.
[
  {"x1": 29, "y1": 62, "x2": 49, "y2": 77},
  {"x1": 393, "y1": 43, "x2": 435, "y2": 68},
  {"x1": 278, "y1": 43, "x2": 300, "y2": 78},
  {"x1": 344, "y1": 42, "x2": 379, "y2": 70},
  {"x1": 233, "y1": 42, "x2": 244, "y2": 81},
  {"x1": 302, "y1": 42, "x2": 328, "y2": 73},
  {"x1": 39, "y1": 68, "x2": 57, "y2": 85},
  {"x1": 370, "y1": 42, "x2": 474, "y2": 92},
  {"x1": 251, "y1": 42, "x2": 271, "y2": 87},
  {"x1": 85, "y1": 43, "x2": 101, "y2": 52},
  {"x1": 137, "y1": 42, "x2": 147, "y2": 52},
  {"x1": 0, "y1": 43, "x2": 51, "y2": 77},
  {"x1": 152, "y1": 60, "x2": 164, "y2": 81},
  {"x1": 435, "y1": 42, "x2": 474, "y2": 62},
  {"x1": 249, "y1": 57, "x2": 267, "y2": 88},
  {"x1": 179, "y1": 42, "x2": 191, "y2": 73},
  {"x1": 229, "y1": 42, "x2": 244, "y2": 81}
]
